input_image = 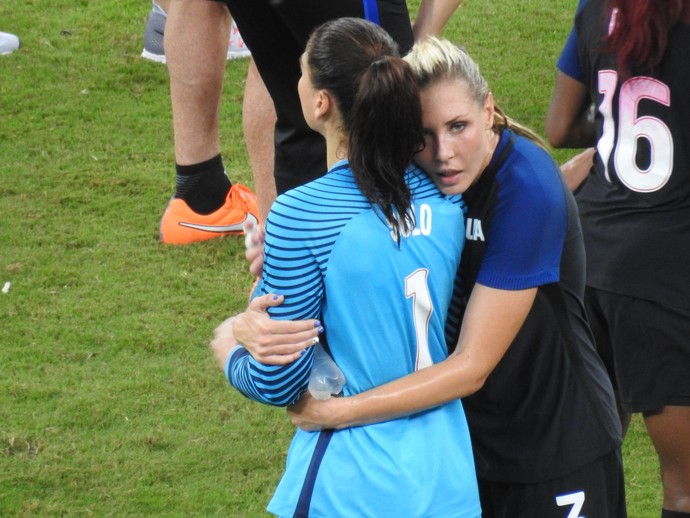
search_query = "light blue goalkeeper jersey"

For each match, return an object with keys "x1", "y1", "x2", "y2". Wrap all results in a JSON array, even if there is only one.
[{"x1": 227, "y1": 161, "x2": 480, "y2": 517}]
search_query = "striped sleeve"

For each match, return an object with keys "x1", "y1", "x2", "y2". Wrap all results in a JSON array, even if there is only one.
[
  {"x1": 226, "y1": 346, "x2": 313, "y2": 407},
  {"x1": 261, "y1": 171, "x2": 368, "y2": 321},
  {"x1": 225, "y1": 165, "x2": 367, "y2": 406}
]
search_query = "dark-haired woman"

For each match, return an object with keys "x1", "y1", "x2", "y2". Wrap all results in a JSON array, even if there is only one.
[{"x1": 215, "y1": 18, "x2": 480, "y2": 517}]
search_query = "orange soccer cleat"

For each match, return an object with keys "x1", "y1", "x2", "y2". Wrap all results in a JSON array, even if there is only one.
[{"x1": 160, "y1": 183, "x2": 259, "y2": 245}]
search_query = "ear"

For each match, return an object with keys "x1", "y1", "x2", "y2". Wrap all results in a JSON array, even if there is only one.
[
  {"x1": 314, "y1": 89, "x2": 333, "y2": 121},
  {"x1": 484, "y1": 92, "x2": 496, "y2": 129}
]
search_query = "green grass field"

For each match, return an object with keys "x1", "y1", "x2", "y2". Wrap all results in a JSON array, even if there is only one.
[{"x1": 1, "y1": 0, "x2": 660, "y2": 516}]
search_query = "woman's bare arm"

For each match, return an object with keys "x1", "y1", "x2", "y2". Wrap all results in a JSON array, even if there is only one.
[
  {"x1": 288, "y1": 284, "x2": 537, "y2": 430},
  {"x1": 413, "y1": 0, "x2": 464, "y2": 39},
  {"x1": 560, "y1": 147, "x2": 595, "y2": 192},
  {"x1": 545, "y1": 71, "x2": 596, "y2": 148}
]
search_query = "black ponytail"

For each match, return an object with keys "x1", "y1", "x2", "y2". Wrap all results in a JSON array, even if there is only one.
[
  {"x1": 348, "y1": 57, "x2": 422, "y2": 239},
  {"x1": 306, "y1": 18, "x2": 423, "y2": 240}
]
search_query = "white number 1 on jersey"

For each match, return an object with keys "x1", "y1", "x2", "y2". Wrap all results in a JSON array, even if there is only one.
[{"x1": 405, "y1": 269, "x2": 433, "y2": 370}]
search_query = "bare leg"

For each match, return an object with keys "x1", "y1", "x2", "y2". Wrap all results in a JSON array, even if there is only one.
[
  {"x1": 159, "y1": 0, "x2": 260, "y2": 245},
  {"x1": 243, "y1": 60, "x2": 277, "y2": 223},
  {"x1": 165, "y1": 0, "x2": 230, "y2": 166},
  {"x1": 645, "y1": 406, "x2": 690, "y2": 512}
]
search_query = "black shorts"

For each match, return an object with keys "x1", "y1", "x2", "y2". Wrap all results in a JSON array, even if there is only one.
[
  {"x1": 211, "y1": 0, "x2": 413, "y2": 194},
  {"x1": 479, "y1": 449, "x2": 627, "y2": 518},
  {"x1": 585, "y1": 286, "x2": 690, "y2": 413}
]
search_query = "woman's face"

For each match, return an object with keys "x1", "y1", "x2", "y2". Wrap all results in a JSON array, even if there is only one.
[
  {"x1": 414, "y1": 79, "x2": 496, "y2": 195},
  {"x1": 297, "y1": 52, "x2": 320, "y2": 132}
]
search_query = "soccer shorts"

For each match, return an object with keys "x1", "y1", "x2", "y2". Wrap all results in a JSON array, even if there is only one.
[
  {"x1": 478, "y1": 448, "x2": 627, "y2": 518},
  {"x1": 585, "y1": 286, "x2": 690, "y2": 414},
  {"x1": 211, "y1": 0, "x2": 414, "y2": 195}
]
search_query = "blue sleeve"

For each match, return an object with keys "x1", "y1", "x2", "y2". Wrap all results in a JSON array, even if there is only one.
[
  {"x1": 477, "y1": 141, "x2": 568, "y2": 290},
  {"x1": 224, "y1": 185, "x2": 329, "y2": 406},
  {"x1": 259, "y1": 189, "x2": 327, "y2": 321},
  {"x1": 226, "y1": 346, "x2": 313, "y2": 407},
  {"x1": 557, "y1": 29, "x2": 584, "y2": 82},
  {"x1": 556, "y1": 0, "x2": 588, "y2": 82}
]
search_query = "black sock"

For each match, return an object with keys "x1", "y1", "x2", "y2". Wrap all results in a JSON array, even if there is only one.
[
  {"x1": 174, "y1": 154, "x2": 232, "y2": 214},
  {"x1": 662, "y1": 510, "x2": 690, "y2": 517}
]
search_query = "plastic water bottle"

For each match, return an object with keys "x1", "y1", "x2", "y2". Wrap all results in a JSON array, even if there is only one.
[
  {"x1": 243, "y1": 219, "x2": 258, "y2": 250},
  {"x1": 308, "y1": 344, "x2": 346, "y2": 400}
]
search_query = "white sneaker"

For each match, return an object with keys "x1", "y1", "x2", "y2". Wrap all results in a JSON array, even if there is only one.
[
  {"x1": 227, "y1": 21, "x2": 251, "y2": 60},
  {"x1": 0, "y1": 32, "x2": 20, "y2": 55},
  {"x1": 141, "y1": 1, "x2": 251, "y2": 64}
]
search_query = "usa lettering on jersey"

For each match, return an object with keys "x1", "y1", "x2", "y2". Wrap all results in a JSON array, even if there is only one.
[{"x1": 465, "y1": 217, "x2": 485, "y2": 241}]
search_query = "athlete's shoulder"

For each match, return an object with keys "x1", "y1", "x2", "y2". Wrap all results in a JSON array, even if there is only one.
[
  {"x1": 575, "y1": 0, "x2": 609, "y2": 50},
  {"x1": 268, "y1": 164, "x2": 368, "y2": 226},
  {"x1": 407, "y1": 164, "x2": 466, "y2": 212},
  {"x1": 279, "y1": 163, "x2": 361, "y2": 204},
  {"x1": 503, "y1": 132, "x2": 561, "y2": 187},
  {"x1": 498, "y1": 131, "x2": 568, "y2": 221}
]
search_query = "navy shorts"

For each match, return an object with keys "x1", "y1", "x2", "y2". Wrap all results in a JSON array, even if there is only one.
[
  {"x1": 479, "y1": 449, "x2": 627, "y2": 518},
  {"x1": 585, "y1": 286, "x2": 690, "y2": 414},
  {"x1": 211, "y1": 0, "x2": 413, "y2": 194}
]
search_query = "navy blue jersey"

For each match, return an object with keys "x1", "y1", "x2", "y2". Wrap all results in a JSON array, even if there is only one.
[
  {"x1": 228, "y1": 162, "x2": 480, "y2": 517},
  {"x1": 558, "y1": 0, "x2": 690, "y2": 309},
  {"x1": 447, "y1": 129, "x2": 622, "y2": 484}
]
